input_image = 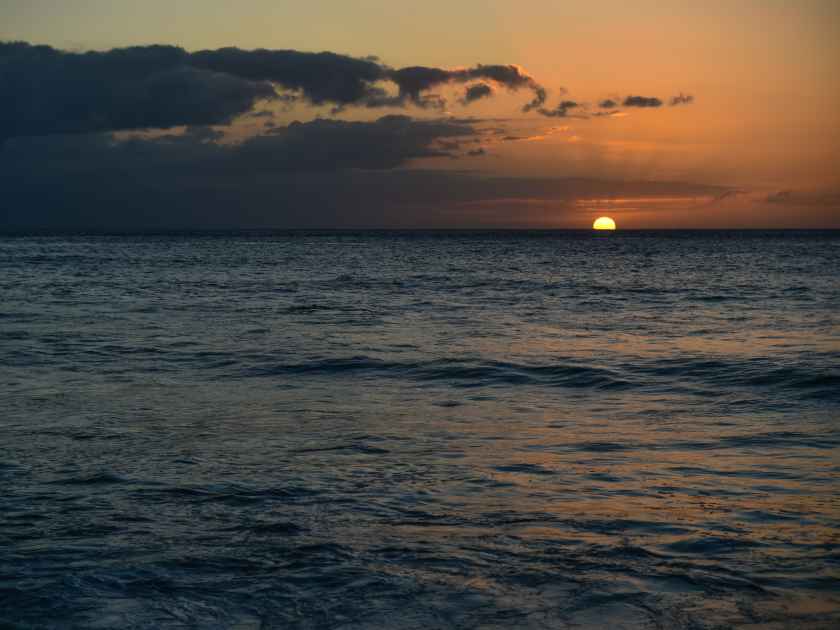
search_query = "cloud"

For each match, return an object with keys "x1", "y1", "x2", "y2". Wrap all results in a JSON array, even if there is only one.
[
  {"x1": 0, "y1": 41, "x2": 276, "y2": 142},
  {"x1": 461, "y1": 82, "x2": 494, "y2": 105},
  {"x1": 536, "y1": 100, "x2": 580, "y2": 118},
  {"x1": 494, "y1": 125, "x2": 569, "y2": 142},
  {"x1": 1, "y1": 115, "x2": 479, "y2": 179},
  {"x1": 0, "y1": 128, "x2": 733, "y2": 229},
  {"x1": 710, "y1": 189, "x2": 746, "y2": 203},
  {"x1": 765, "y1": 189, "x2": 840, "y2": 206},
  {"x1": 669, "y1": 92, "x2": 694, "y2": 107},
  {"x1": 0, "y1": 41, "x2": 555, "y2": 141},
  {"x1": 670, "y1": 93, "x2": 694, "y2": 106},
  {"x1": 237, "y1": 115, "x2": 477, "y2": 170},
  {"x1": 189, "y1": 47, "x2": 387, "y2": 106},
  {"x1": 1, "y1": 40, "x2": 698, "y2": 143},
  {"x1": 622, "y1": 95, "x2": 663, "y2": 108},
  {"x1": 467, "y1": 148, "x2": 487, "y2": 156},
  {"x1": 766, "y1": 190, "x2": 793, "y2": 204},
  {"x1": 599, "y1": 94, "x2": 692, "y2": 110},
  {"x1": 535, "y1": 93, "x2": 690, "y2": 118},
  {"x1": 387, "y1": 64, "x2": 546, "y2": 111}
]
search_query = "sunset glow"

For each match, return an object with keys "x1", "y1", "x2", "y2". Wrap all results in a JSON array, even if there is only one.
[{"x1": 1, "y1": 1, "x2": 838, "y2": 229}]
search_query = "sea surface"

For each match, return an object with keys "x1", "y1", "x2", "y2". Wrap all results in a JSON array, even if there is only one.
[{"x1": 1, "y1": 231, "x2": 838, "y2": 629}]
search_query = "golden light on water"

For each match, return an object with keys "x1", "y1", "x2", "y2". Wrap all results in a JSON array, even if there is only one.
[{"x1": 593, "y1": 216, "x2": 617, "y2": 230}]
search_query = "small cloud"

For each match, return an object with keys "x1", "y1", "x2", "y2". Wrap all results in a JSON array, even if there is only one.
[
  {"x1": 460, "y1": 82, "x2": 494, "y2": 105},
  {"x1": 467, "y1": 148, "x2": 486, "y2": 156},
  {"x1": 764, "y1": 189, "x2": 840, "y2": 206},
  {"x1": 388, "y1": 63, "x2": 547, "y2": 113},
  {"x1": 537, "y1": 100, "x2": 580, "y2": 118},
  {"x1": 714, "y1": 189, "x2": 745, "y2": 202},
  {"x1": 498, "y1": 125, "x2": 569, "y2": 142},
  {"x1": 693, "y1": 189, "x2": 747, "y2": 207},
  {"x1": 599, "y1": 99, "x2": 617, "y2": 108},
  {"x1": 766, "y1": 190, "x2": 793, "y2": 204},
  {"x1": 592, "y1": 110, "x2": 624, "y2": 118},
  {"x1": 670, "y1": 93, "x2": 694, "y2": 106},
  {"x1": 622, "y1": 95, "x2": 663, "y2": 108}
]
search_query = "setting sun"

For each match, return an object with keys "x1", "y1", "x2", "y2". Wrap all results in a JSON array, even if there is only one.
[{"x1": 593, "y1": 216, "x2": 617, "y2": 230}]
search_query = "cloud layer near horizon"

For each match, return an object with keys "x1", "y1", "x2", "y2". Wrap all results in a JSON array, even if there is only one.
[
  {"x1": 5, "y1": 120, "x2": 835, "y2": 229},
  {"x1": 0, "y1": 120, "x2": 742, "y2": 230},
  {"x1": 7, "y1": 115, "x2": 477, "y2": 173}
]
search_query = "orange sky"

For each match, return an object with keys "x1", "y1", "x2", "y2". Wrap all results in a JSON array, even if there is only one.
[{"x1": 2, "y1": 0, "x2": 839, "y2": 227}]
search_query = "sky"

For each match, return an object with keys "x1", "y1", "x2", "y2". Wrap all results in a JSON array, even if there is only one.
[{"x1": 1, "y1": 0, "x2": 839, "y2": 229}]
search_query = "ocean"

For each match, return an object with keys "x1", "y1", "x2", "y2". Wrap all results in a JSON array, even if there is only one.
[{"x1": 1, "y1": 231, "x2": 838, "y2": 629}]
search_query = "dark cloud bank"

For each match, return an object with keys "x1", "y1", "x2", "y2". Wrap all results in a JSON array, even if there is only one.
[
  {"x1": 1, "y1": 118, "x2": 730, "y2": 230},
  {"x1": 0, "y1": 40, "x2": 708, "y2": 229},
  {"x1": 0, "y1": 41, "x2": 553, "y2": 141}
]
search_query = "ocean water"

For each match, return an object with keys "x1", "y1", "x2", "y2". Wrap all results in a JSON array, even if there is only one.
[{"x1": 1, "y1": 231, "x2": 838, "y2": 629}]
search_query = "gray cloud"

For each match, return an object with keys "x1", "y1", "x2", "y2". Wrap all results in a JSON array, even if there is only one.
[
  {"x1": 766, "y1": 190, "x2": 793, "y2": 204},
  {"x1": 461, "y1": 83, "x2": 494, "y2": 105},
  {"x1": 765, "y1": 190, "x2": 840, "y2": 206},
  {"x1": 189, "y1": 47, "x2": 388, "y2": 106},
  {"x1": 623, "y1": 95, "x2": 663, "y2": 108},
  {"x1": 1, "y1": 115, "x2": 479, "y2": 182},
  {"x1": 0, "y1": 116, "x2": 496, "y2": 229},
  {"x1": 237, "y1": 115, "x2": 476, "y2": 170},
  {"x1": 670, "y1": 93, "x2": 694, "y2": 106},
  {"x1": 0, "y1": 41, "x2": 277, "y2": 142},
  {"x1": 536, "y1": 100, "x2": 580, "y2": 118},
  {"x1": 1, "y1": 40, "x2": 698, "y2": 144},
  {"x1": 0, "y1": 41, "x2": 553, "y2": 141},
  {"x1": 387, "y1": 64, "x2": 546, "y2": 111},
  {"x1": 0, "y1": 127, "x2": 732, "y2": 230},
  {"x1": 712, "y1": 189, "x2": 745, "y2": 202},
  {"x1": 599, "y1": 94, "x2": 693, "y2": 110}
]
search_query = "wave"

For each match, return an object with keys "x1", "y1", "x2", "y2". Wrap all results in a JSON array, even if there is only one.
[
  {"x1": 48, "y1": 472, "x2": 131, "y2": 486},
  {"x1": 6, "y1": 336, "x2": 836, "y2": 402},
  {"x1": 231, "y1": 354, "x2": 839, "y2": 401},
  {"x1": 238, "y1": 357, "x2": 633, "y2": 390}
]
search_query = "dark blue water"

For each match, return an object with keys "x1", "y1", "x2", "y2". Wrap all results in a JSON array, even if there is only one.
[{"x1": 2, "y1": 231, "x2": 838, "y2": 629}]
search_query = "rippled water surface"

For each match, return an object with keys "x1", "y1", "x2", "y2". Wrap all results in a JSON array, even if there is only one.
[{"x1": 2, "y1": 231, "x2": 839, "y2": 629}]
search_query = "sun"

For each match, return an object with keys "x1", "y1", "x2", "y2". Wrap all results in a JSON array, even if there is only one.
[{"x1": 593, "y1": 216, "x2": 617, "y2": 230}]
